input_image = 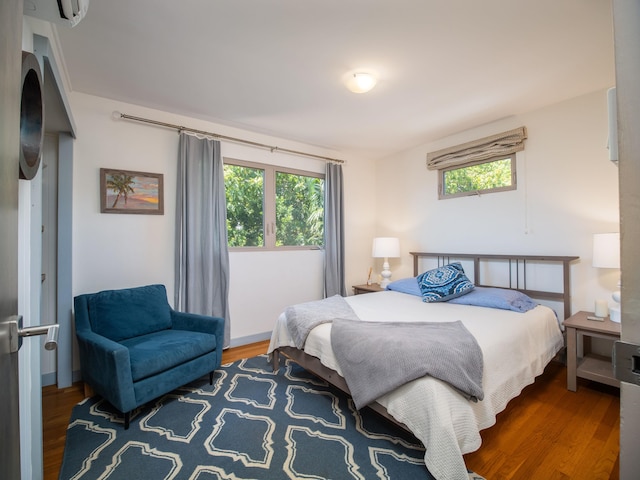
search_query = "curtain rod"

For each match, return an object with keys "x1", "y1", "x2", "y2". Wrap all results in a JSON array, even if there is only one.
[{"x1": 114, "y1": 111, "x2": 345, "y2": 164}]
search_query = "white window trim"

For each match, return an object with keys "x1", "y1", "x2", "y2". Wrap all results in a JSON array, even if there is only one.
[{"x1": 438, "y1": 153, "x2": 517, "y2": 199}]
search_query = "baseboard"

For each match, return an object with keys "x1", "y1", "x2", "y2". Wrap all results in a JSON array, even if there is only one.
[
  {"x1": 227, "y1": 331, "x2": 271, "y2": 349},
  {"x1": 41, "y1": 369, "x2": 83, "y2": 387},
  {"x1": 41, "y1": 372, "x2": 56, "y2": 387}
]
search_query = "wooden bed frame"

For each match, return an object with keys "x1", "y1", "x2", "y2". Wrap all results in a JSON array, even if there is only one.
[{"x1": 273, "y1": 252, "x2": 579, "y2": 432}]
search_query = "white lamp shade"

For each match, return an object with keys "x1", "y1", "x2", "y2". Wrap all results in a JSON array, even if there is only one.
[
  {"x1": 592, "y1": 233, "x2": 620, "y2": 268},
  {"x1": 372, "y1": 237, "x2": 400, "y2": 258}
]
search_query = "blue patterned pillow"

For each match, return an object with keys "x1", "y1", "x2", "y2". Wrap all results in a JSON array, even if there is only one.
[{"x1": 417, "y1": 262, "x2": 474, "y2": 302}]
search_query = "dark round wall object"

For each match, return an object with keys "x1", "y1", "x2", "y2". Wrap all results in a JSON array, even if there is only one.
[{"x1": 19, "y1": 51, "x2": 44, "y2": 180}]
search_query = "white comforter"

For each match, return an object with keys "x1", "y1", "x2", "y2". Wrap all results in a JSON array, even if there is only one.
[{"x1": 267, "y1": 290, "x2": 564, "y2": 480}]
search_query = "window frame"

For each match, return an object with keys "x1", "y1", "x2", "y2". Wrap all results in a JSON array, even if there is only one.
[
  {"x1": 223, "y1": 157, "x2": 325, "y2": 251},
  {"x1": 438, "y1": 153, "x2": 517, "y2": 200}
]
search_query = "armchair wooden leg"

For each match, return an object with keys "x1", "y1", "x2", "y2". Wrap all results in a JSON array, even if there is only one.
[
  {"x1": 209, "y1": 372, "x2": 213, "y2": 385},
  {"x1": 124, "y1": 411, "x2": 130, "y2": 430},
  {"x1": 83, "y1": 382, "x2": 95, "y2": 398}
]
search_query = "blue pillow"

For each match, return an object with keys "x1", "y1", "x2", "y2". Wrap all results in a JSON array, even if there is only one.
[
  {"x1": 417, "y1": 263, "x2": 474, "y2": 302},
  {"x1": 449, "y1": 286, "x2": 537, "y2": 312},
  {"x1": 386, "y1": 277, "x2": 421, "y2": 296}
]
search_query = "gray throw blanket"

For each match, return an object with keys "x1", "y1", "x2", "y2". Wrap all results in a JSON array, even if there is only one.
[
  {"x1": 330, "y1": 319, "x2": 484, "y2": 409},
  {"x1": 285, "y1": 295, "x2": 359, "y2": 348}
]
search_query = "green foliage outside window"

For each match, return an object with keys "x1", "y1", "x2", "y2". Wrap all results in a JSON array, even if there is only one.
[
  {"x1": 224, "y1": 163, "x2": 324, "y2": 248},
  {"x1": 224, "y1": 164, "x2": 264, "y2": 247},
  {"x1": 443, "y1": 156, "x2": 513, "y2": 197},
  {"x1": 276, "y1": 172, "x2": 324, "y2": 246}
]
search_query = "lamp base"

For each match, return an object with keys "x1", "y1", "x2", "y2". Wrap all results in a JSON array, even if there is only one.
[
  {"x1": 380, "y1": 259, "x2": 392, "y2": 289},
  {"x1": 609, "y1": 305, "x2": 621, "y2": 323},
  {"x1": 610, "y1": 290, "x2": 621, "y2": 322}
]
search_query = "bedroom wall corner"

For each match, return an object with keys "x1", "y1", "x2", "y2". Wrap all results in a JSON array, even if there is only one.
[
  {"x1": 70, "y1": 93, "x2": 178, "y2": 301},
  {"x1": 342, "y1": 156, "x2": 377, "y2": 294}
]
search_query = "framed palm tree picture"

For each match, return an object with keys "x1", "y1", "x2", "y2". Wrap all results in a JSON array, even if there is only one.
[{"x1": 100, "y1": 168, "x2": 164, "y2": 214}]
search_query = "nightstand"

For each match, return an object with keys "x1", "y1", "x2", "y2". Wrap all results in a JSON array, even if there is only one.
[
  {"x1": 352, "y1": 283, "x2": 385, "y2": 295},
  {"x1": 564, "y1": 310, "x2": 621, "y2": 391}
]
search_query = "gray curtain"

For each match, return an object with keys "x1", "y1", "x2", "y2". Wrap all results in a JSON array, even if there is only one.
[
  {"x1": 175, "y1": 132, "x2": 230, "y2": 346},
  {"x1": 323, "y1": 162, "x2": 346, "y2": 297}
]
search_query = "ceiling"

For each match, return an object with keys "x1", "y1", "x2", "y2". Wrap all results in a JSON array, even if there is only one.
[{"x1": 53, "y1": 0, "x2": 615, "y2": 161}]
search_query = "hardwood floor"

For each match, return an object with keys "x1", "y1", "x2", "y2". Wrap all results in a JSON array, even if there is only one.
[
  {"x1": 463, "y1": 361, "x2": 620, "y2": 480},
  {"x1": 42, "y1": 341, "x2": 619, "y2": 480}
]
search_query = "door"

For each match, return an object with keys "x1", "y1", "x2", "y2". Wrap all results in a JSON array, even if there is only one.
[
  {"x1": 612, "y1": 1, "x2": 640, "y2": 478},
  {"x1": 0, "y1": 0, "x2": 25, "y2": 478}
]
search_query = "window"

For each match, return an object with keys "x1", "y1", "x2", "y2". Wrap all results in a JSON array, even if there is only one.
[
  {"x1": 224, "y1": 159, "x2": 324, "y2": 249},
  {"x1": 439, "y1": 154, "x2": 516, "y2": 199},
  {"x1": 426, "y1": 127, "x2": 526, "y2": 200}
]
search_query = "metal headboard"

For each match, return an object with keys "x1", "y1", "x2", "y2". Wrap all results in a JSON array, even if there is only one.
[{"x1": 410, "y1": 252, "x2": 580, "y2": 320}]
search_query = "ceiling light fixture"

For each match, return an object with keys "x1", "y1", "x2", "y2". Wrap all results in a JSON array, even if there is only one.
[{"x1": 346, "y1": 72, "x2": 377, "y2": 94}]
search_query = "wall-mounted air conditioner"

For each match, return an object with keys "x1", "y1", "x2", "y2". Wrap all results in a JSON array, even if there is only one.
[
  {"x1": 607, "y1": 87, "x2": 618, "y2": 165},
  {"x1": 24, "y1": 0, "x2": 90, "y2": 28}
]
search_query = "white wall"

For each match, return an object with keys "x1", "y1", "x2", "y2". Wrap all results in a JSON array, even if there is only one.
[
  {"x1": 374, "y1": 89, "x2": 620, "y2": 315},
  {"x1": 70, "y1": 93, "x2": 375, "y2": 348}
]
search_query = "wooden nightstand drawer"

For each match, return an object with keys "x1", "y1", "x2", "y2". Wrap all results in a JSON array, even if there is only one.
[{"x1": 352, "y1": 284, "x2": 384, "y2": 295}]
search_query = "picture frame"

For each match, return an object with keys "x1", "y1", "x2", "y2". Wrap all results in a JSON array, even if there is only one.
[{"x1": 100, "y1": 168, "x2": 164, "y2": 215}]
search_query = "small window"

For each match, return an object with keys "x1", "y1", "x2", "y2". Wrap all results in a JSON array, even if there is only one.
[
  {"x1": 439, "y1": 154, "x2": 516, "y2": 199},
  {"x1": 224, "y1": 159, "x2": 324, "y2": 249}
]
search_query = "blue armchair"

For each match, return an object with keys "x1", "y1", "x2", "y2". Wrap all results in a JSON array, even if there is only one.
[{"x1": 74, "y1": 284, "x2": 225, "y2": 429}]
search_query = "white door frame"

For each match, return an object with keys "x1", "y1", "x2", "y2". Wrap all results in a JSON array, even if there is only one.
[
  {"x1": 18, "y1": 173, "x2": 44, "y2": 480},
  {"x1": 612, "y1": 1, "x2": 640, "y2": 478}
]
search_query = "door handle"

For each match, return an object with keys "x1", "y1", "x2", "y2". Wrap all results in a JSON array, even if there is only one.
[
  {"x1": 19, "y1": 324, "x2": 59, "y2": 350},
  {"x1": 8, "y1": 315, "x2": 59, "y2": 353},
  {"x1": 613, "y1": 340, "x2": 640, "y2": 385}
]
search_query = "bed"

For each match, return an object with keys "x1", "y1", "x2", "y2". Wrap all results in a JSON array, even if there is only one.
[{"x1": 268, "y1": 252, "x2": 579, "y2": 480}]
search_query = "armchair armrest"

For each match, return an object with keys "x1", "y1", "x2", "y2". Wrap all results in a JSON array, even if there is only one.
[
  {"x1": 76, "y1": 330, "x2": 137, "y2": 413},
  {"x1": 171, "y1": 310, "x2": 225, "y2": 367}
]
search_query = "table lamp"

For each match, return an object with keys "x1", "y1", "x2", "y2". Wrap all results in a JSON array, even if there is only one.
[
  {"x1": 372, "y1": 237, "x2": 400, "y2": 288},
  {"x1": 592, "y1": 232, "x2": 621, "y2": 322}
]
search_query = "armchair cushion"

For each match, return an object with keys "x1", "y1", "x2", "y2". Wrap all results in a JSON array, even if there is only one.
[
  {"x1": 87, "y1": 284, "x2": 172, "y2": 342},
  {"x1": 121, "y1": 330, "x2": 217, "y2": 382}
]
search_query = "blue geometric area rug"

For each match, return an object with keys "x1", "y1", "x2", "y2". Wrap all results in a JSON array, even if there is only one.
[{"x1": 59, "y1": 355, "x2": 485, "y2": 480}]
